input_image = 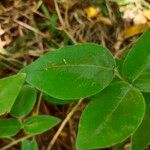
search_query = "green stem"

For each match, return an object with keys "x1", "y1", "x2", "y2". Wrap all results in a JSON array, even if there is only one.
[
  {"x1": 35, "y1": 92, "x2": 42, "y2": 115},
  {"x1": 46, "y1": 99, "x2": 83, "y2": 150},
  {"x1": 114, "y1": 68, "x2": 124, "y2": 81}
]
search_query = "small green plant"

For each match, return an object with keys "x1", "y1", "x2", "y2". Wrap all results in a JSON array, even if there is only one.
[{"x1": 0, "y1": 29, "x2": 150, "y2": 150}]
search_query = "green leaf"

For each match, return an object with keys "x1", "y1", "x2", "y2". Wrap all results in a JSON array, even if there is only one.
[
  {"x1": 21, "y1": 140, "x2": 38, "y2": 150},
  {"x1": 131, "y1": 93, "x2": 150, "y2": 150},
  {"x1": 0, "y1": 73, "x2": 26, "y2": 115},
  {"x1": 23, "y1": 44, "x2": 115, "y2": 100},
  {"x1": 23, "y1": 115, "x2": 60, "y2": 135},
  {"x1": 10, "y1": 85, "x2": 36, "y2": 118},
  {"x1": 0, "y1": 118, "x2": 21, "y2": 137},
  {"x1": 76, "y1": 81, "x2": 145, "y2": 150},
  {"x1": 43, "y1": 93, "x2": 74, "y2": 105},
  {"x1": 123, "y1": 29, "x2": 150, "y2": 92}
]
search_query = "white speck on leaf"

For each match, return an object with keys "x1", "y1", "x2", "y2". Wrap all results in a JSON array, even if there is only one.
[{"x1": 63, "y1": 59, "x2": 67, "y2": 64}]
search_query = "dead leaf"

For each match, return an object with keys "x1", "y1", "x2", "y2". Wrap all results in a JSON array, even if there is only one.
[
  {"x1": 122, "y1": 4, "x2": 137, "y2": 21},
  {"x1": 123, "y1": 9, "x2": 136, "y2": 20},
  {"x1": 0, "y1": 25, "x2": 9, "y2": 54},
  {"x1": 62, "y1": 2, "x2": 70, "y2": 9},
  {"x1": 85, "y1": 6, "x2": 100, "y2": 19},
  {"x1": 123, "y1": 24, "x2": 150, "y2": 39},
  {"x1": 143, "y1": 9, "x2": 150, "y2": 21},
  {"x1": 134, "y1": 12, "x2": 147, "y2": 25},
  {"x1": 3, "y1": 35, "x2": 11, "y2": 45},
  {"x1": 0, "y1": 25, "x2": 5, "y2": 36},
  {"x1": 97, "y1": 16, "x2": 112, "y2": 25},
  {"x1": 0, "y1": 38, "x2": 7, "y2": 54}
]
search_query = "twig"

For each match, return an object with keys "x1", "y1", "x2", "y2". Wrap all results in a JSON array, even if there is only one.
[
  {"x1": 1, "y1": 135, "x2": 32, "y2": 150},
  {"x1": 54, "y1": 0, "x2": 65, "y2": 27},
  {"x1": 64, "y1": 30, "x2": 78, "y2": 44},
  {"x1": 0, "y1": 61, "x2": 18, "y2": 73},
  {"x1": 0, "y1": 55, "x2": 23, "y2": 69},
  {"x1": 46, "y1": 99, "x2": 83, "y2": 150},
  {"x1": 14, "y1": 20, "x2": 46, "y2": 37},
  {"x1": 54, "y1": 0, "x2": 77, "y2": 44},
  {"x1": 114, "y1": 42, "x2": 133, "y2": 58},
  {"x1": 105, "y1": 0, "x2": 115, "y2": 23}
]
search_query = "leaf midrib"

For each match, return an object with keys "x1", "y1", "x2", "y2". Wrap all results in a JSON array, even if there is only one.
[{"x1": 27, "y1": 64, "x2": 113, "y2": 74}]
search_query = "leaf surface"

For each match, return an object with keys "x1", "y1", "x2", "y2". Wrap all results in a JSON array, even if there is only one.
[
  {"x1": 76, "y1": 81, "x2": 145, "y2": 150},
  {"x1": 23, "y1": 115, "x2": 60, "y2": 135},
  {"x1": 21, "y1": 140, "x2": 38, "y2": 150},
  {"x1": 123, "y1": 29, "x2": 150, "y2": 92},
  {"x1": 0, "y1": 73, "x2": 26, "y2": 115},
  {"x1": 0, "y1": 118, "x2": 21, "y2": 137},
  {"x1": 23, "y1": 44, "x2": 115, "y2": 100},
  {"x1": 10, "y1": 85, "x2": 36, "y2": 118},
  {"x1": 131, "y1": 93, "x2": 150, "y2": 150}
]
